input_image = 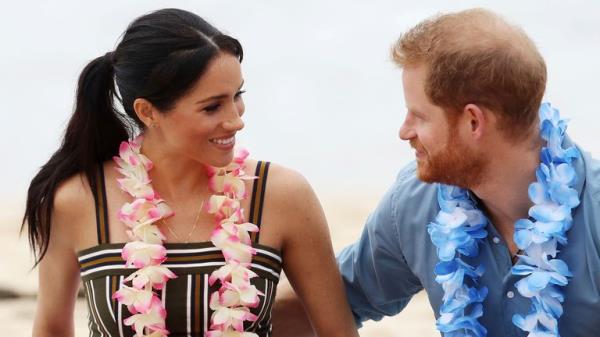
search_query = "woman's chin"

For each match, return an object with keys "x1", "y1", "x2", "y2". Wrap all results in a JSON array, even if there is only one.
[{"x1": 206, "y1": 152, "x2": 235, "y2": 168}]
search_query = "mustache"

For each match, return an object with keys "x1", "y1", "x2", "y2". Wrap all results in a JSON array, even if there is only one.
[{"x1": 410, "y1": 140, "x2": 425, "y2": 152}]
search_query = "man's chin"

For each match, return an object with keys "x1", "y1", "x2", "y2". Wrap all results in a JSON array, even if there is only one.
[
  {"x1": 416, "y1": 164, "x2": 466, "y2": 187},
  {"x1": 415, "y1": 164, "x2": 438, "y2": 184},
  {"x1": 416, "y1": 174, "x2": 437, "y2": 184}
]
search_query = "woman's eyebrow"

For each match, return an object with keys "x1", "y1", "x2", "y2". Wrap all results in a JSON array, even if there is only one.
[{"x1": 195, "y1": 81, "x2": 245, "y2": 105}]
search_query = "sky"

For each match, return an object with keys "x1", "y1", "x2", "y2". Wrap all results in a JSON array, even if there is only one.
[{"x1": 1, "y1": 0, "x2": 599, "y2": 206}]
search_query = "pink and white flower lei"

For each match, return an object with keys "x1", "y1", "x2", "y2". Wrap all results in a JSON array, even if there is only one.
[
  {"x1": 205, "y1": 148, "x2": 263, "y2": 337},
  {"x1": 112, "y1": 136, "x2": 262, "y2": 337}
]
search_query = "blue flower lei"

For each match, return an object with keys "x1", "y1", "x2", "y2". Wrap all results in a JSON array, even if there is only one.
[{"x1": 427, "y1": 103, "x2": 580, "y2": 337}]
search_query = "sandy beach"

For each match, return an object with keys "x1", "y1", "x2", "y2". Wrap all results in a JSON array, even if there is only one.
[{"x1": 0, "y1": 194, "x2": 439, "y2": 337}]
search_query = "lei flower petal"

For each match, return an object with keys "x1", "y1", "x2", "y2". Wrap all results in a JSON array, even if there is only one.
[
  {"x1": 125, "y1": 265, "x2": 177, "y2": 290},
  {"x1": 123, "y1": 296, "x2": 168, "y2": 335},
  {"x1": 122, "y1": 241, "x2": 167, "y2": 268},
  {"x1": 113, "y1": 285, "x2": 154, "y2": 313}
]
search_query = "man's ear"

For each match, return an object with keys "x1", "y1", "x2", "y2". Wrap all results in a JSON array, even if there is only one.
[{"x1": 463, "y1": 103, "x2": 487, "y2": 140}]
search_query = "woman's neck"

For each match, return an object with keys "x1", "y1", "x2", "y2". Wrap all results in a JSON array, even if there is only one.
[{"x1": 140, "y1": 133, "x2": 210, "y2": 201}]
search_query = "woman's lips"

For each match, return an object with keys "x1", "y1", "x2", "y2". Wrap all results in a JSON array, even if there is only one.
[{"x1": 209, "y1": 135, "x2": 236, "y2": 150}]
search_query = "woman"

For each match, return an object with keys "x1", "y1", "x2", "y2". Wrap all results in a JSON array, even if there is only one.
[{"x1": 23, "y1": 8, "x2": 358, "y2": 337}]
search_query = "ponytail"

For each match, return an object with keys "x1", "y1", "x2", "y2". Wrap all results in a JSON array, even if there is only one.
[{"x1": 22, "y1": 52, "x2": 130, "y2": 264}]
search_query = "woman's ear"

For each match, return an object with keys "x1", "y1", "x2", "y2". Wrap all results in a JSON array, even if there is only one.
[{"x1": 133, "y1": 98, "x2": 158, "y2": 128}]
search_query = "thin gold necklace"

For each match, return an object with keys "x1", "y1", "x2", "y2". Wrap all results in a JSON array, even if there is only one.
[{"x1": 161, "y1": 200, "x2": 204, "y2": 243}]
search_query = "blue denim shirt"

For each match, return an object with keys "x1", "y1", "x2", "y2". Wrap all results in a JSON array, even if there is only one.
[{"x1": 337, "y1": 139, "x2": 600, "y2": 336}]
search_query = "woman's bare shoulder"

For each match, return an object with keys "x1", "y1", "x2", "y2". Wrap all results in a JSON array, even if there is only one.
[
  {"x1": 255, "y1": 161, "x2": 313, "y2": 205},
  {"x1": 259, "y1": 162, "x2": 323, "y2": 229},
  {"x1": 54, "y1": 173, "x2": 93, "y2": 211},
  {"x1": 52, "y1": 171, "x2": 96, "y2": 241}
]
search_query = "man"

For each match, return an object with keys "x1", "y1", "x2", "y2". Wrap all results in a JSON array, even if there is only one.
[{"x1": 273, "y1": 8, "x2": 600, "y2": 337}]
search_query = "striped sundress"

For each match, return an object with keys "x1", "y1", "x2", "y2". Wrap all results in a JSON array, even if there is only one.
[{"x1": 77, "y1": 161, "x2": 282, "y2": 337}]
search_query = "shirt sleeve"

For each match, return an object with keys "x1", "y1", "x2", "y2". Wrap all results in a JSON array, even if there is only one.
[{"x1": 336, "y1": 174, "x2": 424, "y2": 326}]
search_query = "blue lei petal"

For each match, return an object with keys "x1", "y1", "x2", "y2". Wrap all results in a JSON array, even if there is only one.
[
  {"x1": 429, "y1": 103, "x2": 579, "y2": 337},
  {"x1": 429, "y1": 185, "x2": 489, "y2": 336},
  {"x1": 511, "y1": 103, "x2": 579, "y2": 337}
]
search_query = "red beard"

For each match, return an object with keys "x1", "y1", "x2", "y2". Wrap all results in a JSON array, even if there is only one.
[{"x1": 412, "y1": 134, "x2": 487, "y2": 189}]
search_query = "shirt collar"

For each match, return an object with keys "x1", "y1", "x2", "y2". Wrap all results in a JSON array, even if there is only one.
[{"x1": 563, "y1": 134, "x2": 587, "y2": 200}]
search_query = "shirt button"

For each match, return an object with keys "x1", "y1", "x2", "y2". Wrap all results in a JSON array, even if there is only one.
[
  {"x1": 507, "y1": 291, "x2": 515, "y2": 299},
  {"x1": 493, "y1": 237, "x2": 501, "y2": 244}
]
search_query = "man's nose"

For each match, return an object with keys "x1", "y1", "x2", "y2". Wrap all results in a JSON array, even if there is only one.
[{"x1": 399, "y1": 119, "x2": 415, "y2": 141}]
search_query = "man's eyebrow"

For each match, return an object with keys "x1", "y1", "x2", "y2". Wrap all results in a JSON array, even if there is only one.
[{"x1": 407, "y1": 108, "x2": 422, "y2": 117}]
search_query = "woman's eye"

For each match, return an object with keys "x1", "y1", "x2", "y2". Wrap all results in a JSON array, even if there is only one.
[
  {"x1": 234, "y1": 90, "x2": 246, "y2": 99},
  {"x1": 204, "y1": 104, "x2": 220, "y2": 113}
]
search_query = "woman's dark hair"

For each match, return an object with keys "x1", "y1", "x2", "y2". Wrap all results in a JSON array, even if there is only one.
[{"x1": 22, "y1": 8, "x2": 243, "y2": 264}]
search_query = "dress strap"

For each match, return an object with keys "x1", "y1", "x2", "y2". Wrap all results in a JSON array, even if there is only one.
[
  {"x1": 92, "y1": 164, "x2": 110, "y2": 245},
  {"x1": 248, "y1": 161, "x2": 270, "y2": 244}
]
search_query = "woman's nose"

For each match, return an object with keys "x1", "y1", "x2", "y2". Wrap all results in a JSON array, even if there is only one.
[{"x1": 223, "y1": 111, "x2": 245, "y2": 131}]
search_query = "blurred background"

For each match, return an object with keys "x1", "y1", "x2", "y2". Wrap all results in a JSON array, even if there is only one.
[{"x1": 1, "y1": 0, "x2": 599, "y2": 336}]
